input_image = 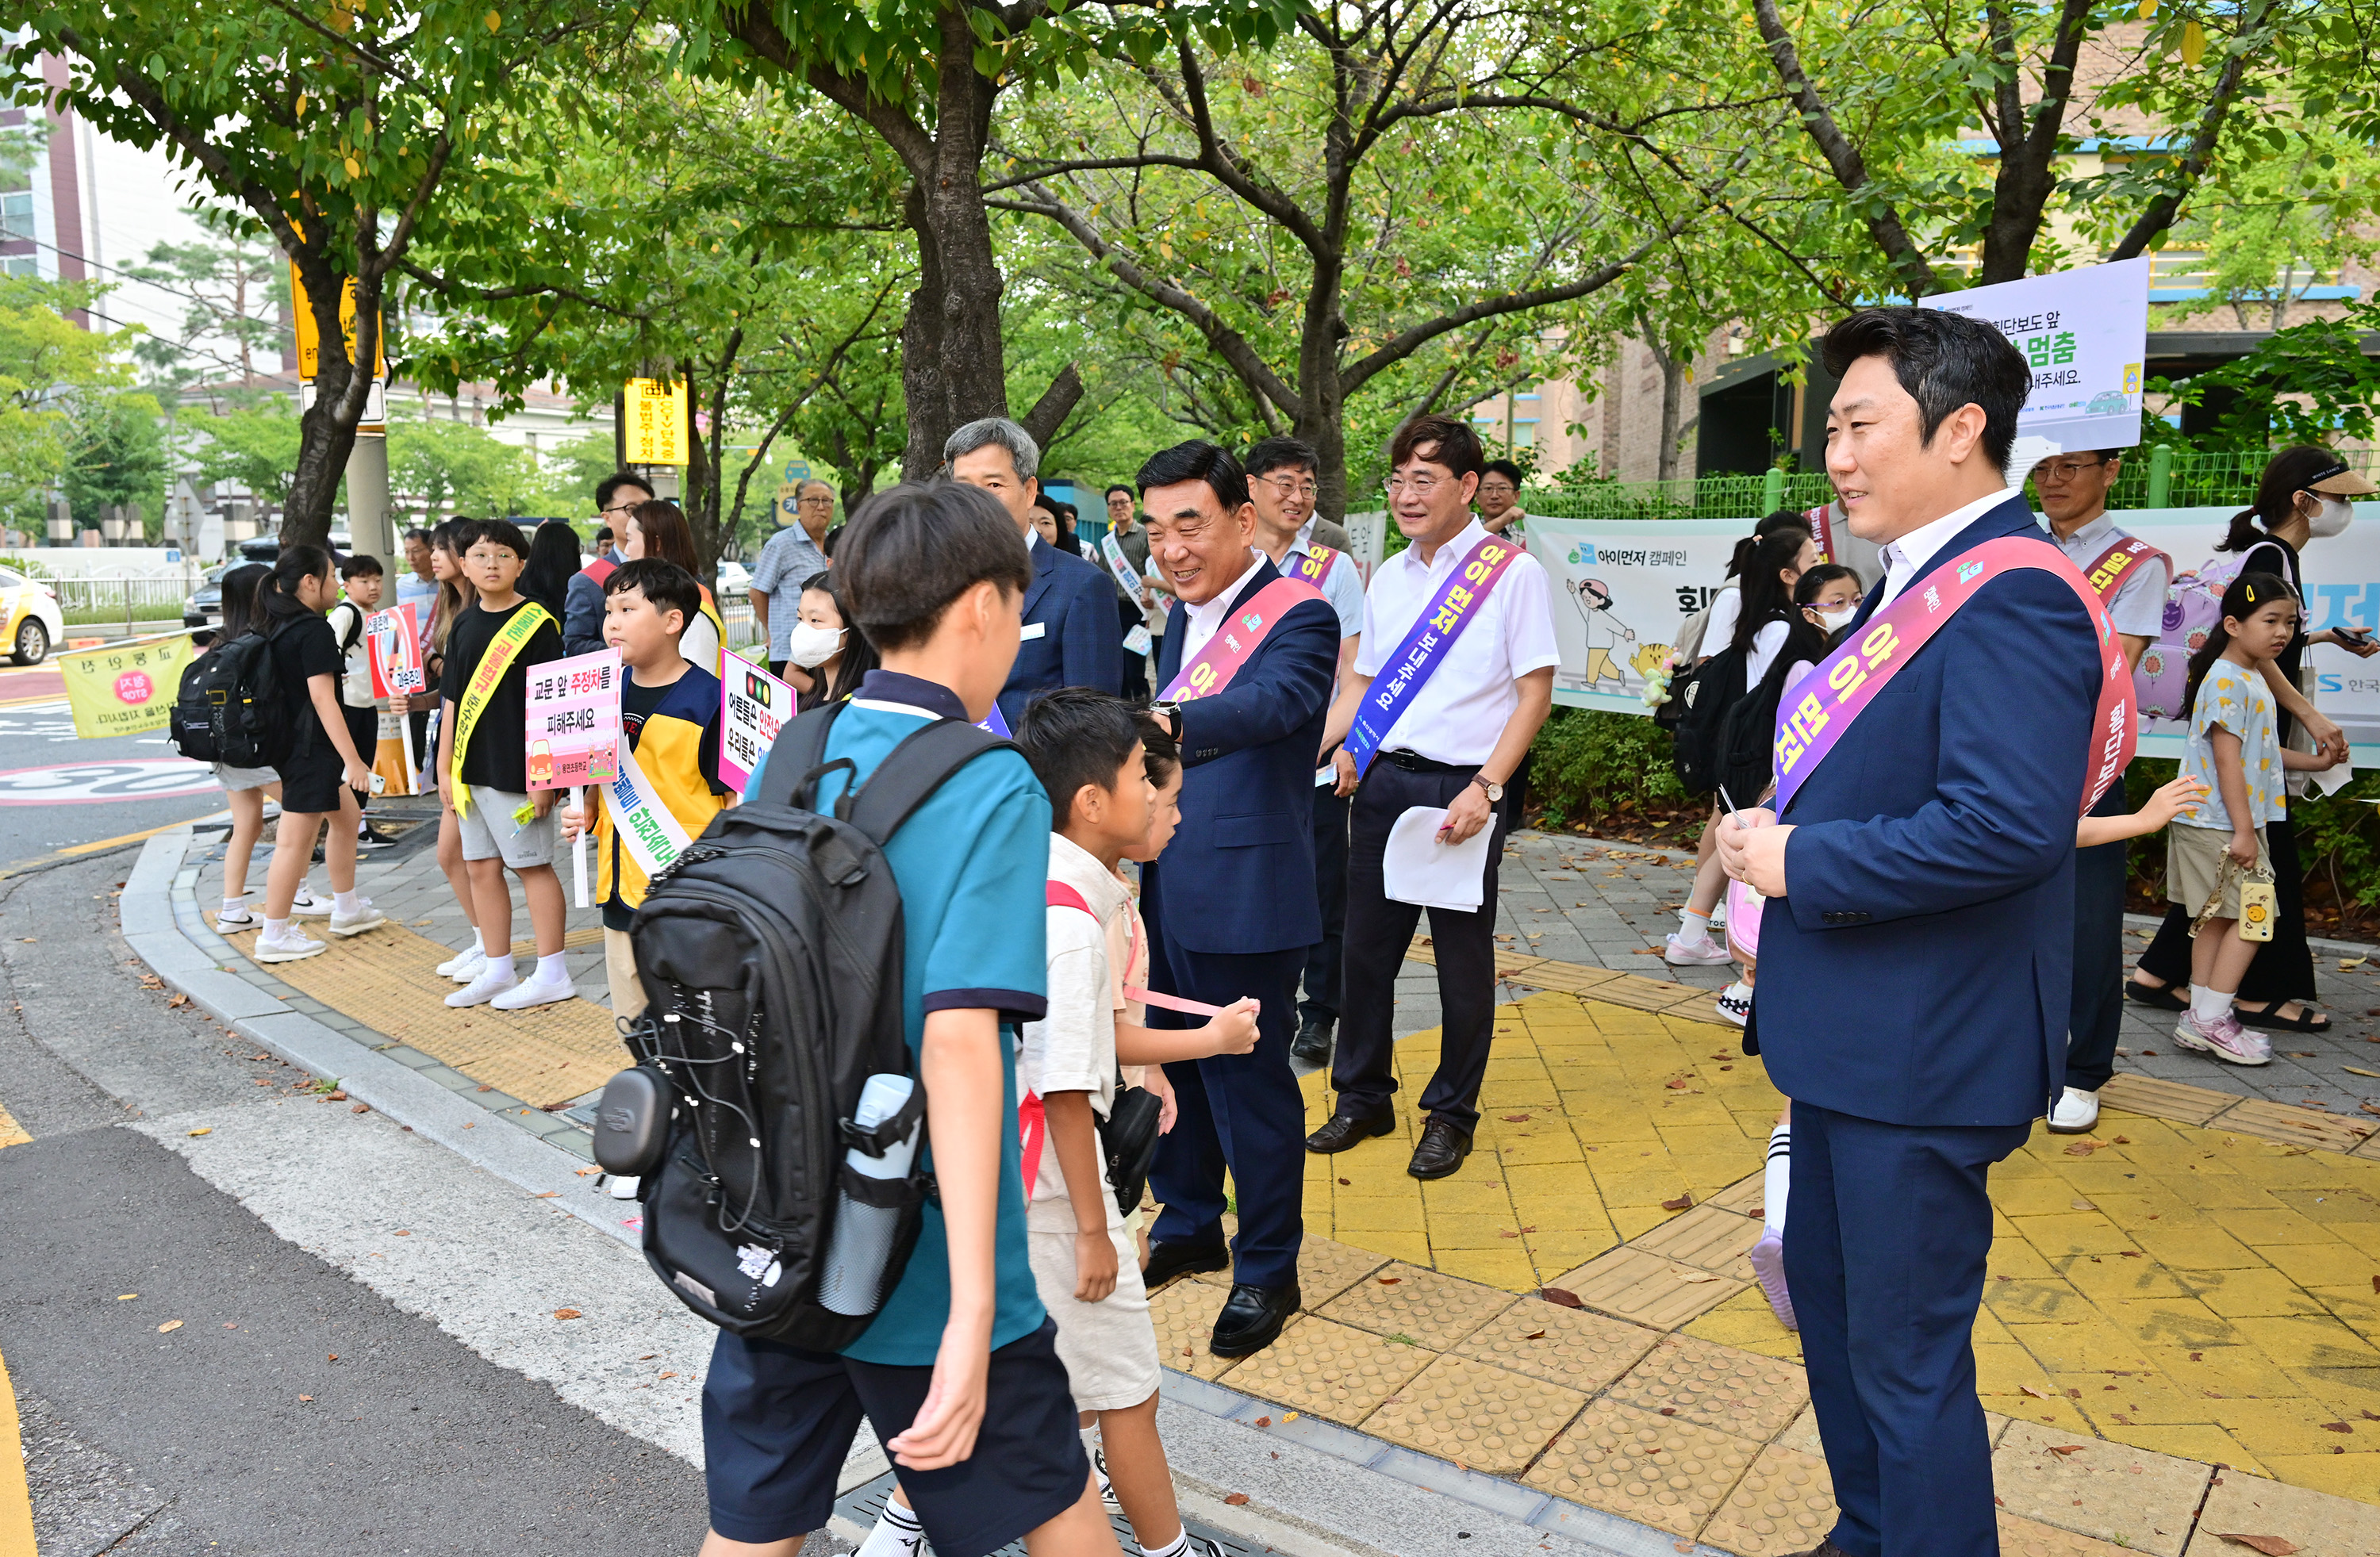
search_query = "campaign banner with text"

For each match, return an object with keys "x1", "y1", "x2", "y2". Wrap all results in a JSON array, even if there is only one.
[
  {"x1": 523, "y1": 649, "x2": 623, "y2": 791},
  {"x1": 1919, "y1": 257, "x2": 2149, "y2": 458},
  {"x1": 719, "y1": 647, "x2": 795, "y2": 795},
  {"x1": 1528, "y1": 503, "x2": 2380, "y2": 769},
  {"x1": 58, "y1": 632, "x2": 191, "y2": 739}
]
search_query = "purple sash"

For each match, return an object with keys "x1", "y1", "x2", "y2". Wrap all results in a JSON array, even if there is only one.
[{"x1": 1345, "y1": 533, "x2": 1525, "y2": 777}]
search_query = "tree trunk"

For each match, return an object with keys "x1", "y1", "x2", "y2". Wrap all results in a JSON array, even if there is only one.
[
  {"x1": 280, "y1": 255, "x2": 377, "y2": 551},
  {"x1": 1648, "y1": 336, "x2": 1687, "y2": 484}
]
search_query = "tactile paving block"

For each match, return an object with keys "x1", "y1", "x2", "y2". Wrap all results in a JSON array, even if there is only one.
[
  {"x1": 1629, "y1": 1203, "x2": 1766, "y2": 1275},
  {"x1": 1503, "y1": 961, "x2": 1625, "y2": 995},
  {"x1": 1606, "y1": 1332, "x2": 1809, "y2": 1439},
  {"x1": 2187, "y1": 1468, "x2": 2380, "y2": 1556},
  {"x1": 1195, "y1": 1236, "x2": 1391, "y2": 1308},
  {"x1": 1522, "y1": 1398, "x2": 1762, "y2": 1537},
  {"x1": 1989, "y1": 1420, "x2": 2210, "y2": 1557},
  {"x1": 1223, "y1": 1316, "x2": 1434, "y2": 1425},
  {"x1": 2097, "y1": 1073, "x2": 2235, "y2": 1127},
  {"x1": 1315, "y1": 1262, "x2": 1515, "y2": 1351},
  {"x1": 1999, "y1": 1512, "x2": 2152, "y2": 1557},
  {"x1": 1702, "y1": 1172, "x2": 1768, "y2": 1218},
  {"x1": 1582, "y1": 975, "x2": 1707, "y2": 1014},
  {"x1": 1547, "y1": 1245, "x2": 1749, "y2": 1330},
  {"x1": 1451, "y1": 1296, "x2": 1660, "y2": 1392},
  {"x1": 1359, "y1": 1352, "x2": 1589, "y2": 1476},
  {"x1": 1698, "y1": 1442, "x2": 1837, "y2": 1556},
  {"x1": 2207, "y1": 1098, "x2": 2376, "y2": 1155},
  {"x1": 1147, "y1": 1272, "x2": 1246, "y2": 1381}
]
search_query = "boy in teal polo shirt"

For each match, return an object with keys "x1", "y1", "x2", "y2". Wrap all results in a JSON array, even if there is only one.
[{"x1": 702, "y1": 484, "x2": 1120, "y2": 1557}]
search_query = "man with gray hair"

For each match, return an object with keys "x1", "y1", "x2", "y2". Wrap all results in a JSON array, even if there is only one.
[
  {"x1": 749, "y1": 478, "x2": 836, "y2": 677},
  {"x1": 946, "y1": 416, "x2": 1124, "y2": 725}
]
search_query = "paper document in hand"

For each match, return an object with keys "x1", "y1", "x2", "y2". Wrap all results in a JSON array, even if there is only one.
[{"x1": 1383, "y1": 805, "x2": 1494, "y2": 911}]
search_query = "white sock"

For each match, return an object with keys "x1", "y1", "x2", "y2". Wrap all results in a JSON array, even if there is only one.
[
  {"x1": 1764, "y1": 1122, "x2": 1791, "y2": 1236},
  {"x1": 1081, "y1": 1423, "x2": 1111, "y2": 1494},
  {"x1": 221, "y1": 895, "x2": 245, "y2": 915},
  {"x1": 535, "y1": 951, "x2": 569, "y2": 982},
  {"x1": 1678, "y1": 907, "x2": 1710, "y2": 940},
  {"x1": 470, "y1": 928, "x2": 487, "y2": 954},
  {"x1": 263, "y1": 917, "x2": 290, "y2": 939},
  {"x1": 482, "y1": 954, "x2": 517, "y2": 983},
  {"x1": 2191, "y1": 984, "x2": 2235, "y2": 1026},
  {"x1": 334, "y1": 890, "x2": 361, "y2": 916},
  {"x1": 1142, "y1": 1532, "x2": 1191, "y2": 1557},
  {"x1": 855, "y1": 1498, "x2": 923, "y2": 1557}
]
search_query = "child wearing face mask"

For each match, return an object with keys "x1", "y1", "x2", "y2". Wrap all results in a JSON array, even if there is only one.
[{"x1": 787, "y1": 569, "x2": 881, "y2": 711}]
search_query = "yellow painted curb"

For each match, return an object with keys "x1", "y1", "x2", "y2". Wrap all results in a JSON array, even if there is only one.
[{"x1": 0, "y1": 1348, "x2": 36, "y2": 1557}]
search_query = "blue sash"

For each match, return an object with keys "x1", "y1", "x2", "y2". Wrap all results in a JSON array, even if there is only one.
[{"x1": 1344, "y1": 533, "x2": 1524, "y2": 777}]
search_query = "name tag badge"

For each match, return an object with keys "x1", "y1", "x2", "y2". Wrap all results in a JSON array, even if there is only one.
[
  {"x1": 1314, "y1": 765, "x2": 1337, "y2": 788},
  {"x1": 1020, "y1": 621, "x2": 1046, "y2": 641}
]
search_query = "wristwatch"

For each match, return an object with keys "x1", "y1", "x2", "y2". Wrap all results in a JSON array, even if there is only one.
[
  {"x1": 1150, "y1": 700, "x2": 1183, "y2": 736},
  {"x1": 1471, "y1": 774, "x2": 1504, "y2": 803}
]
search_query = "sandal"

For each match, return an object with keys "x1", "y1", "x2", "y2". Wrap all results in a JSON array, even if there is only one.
[
  {"x1": 2125, "y1": 979, "x2": 2187, "y2": 1012},
  {"x1": 2232, "y1": 1000, "x2": 2331, "y2": 1033}
]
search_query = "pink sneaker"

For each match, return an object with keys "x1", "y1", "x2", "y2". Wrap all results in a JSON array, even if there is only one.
[
  {"x1": 1664, "y1": 931, "x2": 1733, "y2": 966},
  {"x1": 2174, "y1": 1011, "x2": 2272, "y2": 1066},
  {"x1": 1748, "y1": 1229, "x2": 1796, "y2": 1330}
]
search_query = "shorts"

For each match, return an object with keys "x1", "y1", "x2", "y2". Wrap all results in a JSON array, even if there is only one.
[
  {"x1": 2168, "y1": 821, "x2": 2271, "y2": 921},
  {"x1": 343, "y1": 705, "x2": 378, "y2": 811},
  {"x1": 604, "y1": 926, "x2": 647, "y2": 1021},
  {"x1": 456, "y1": 786, "x2": 559, "y2": 867},
  {"x1": 214, "y1": 762, "x2": 278, "y2": 792},
  {"x1": 277, "y1": 742, "x2": 353, "y2": 815},
  {"x1": 701, "y1": 1318, "x2": 1088, "y2": 1556},
  {"x1": 1025, "y1": 1216, "x2": 1161, "y2": 1413}
]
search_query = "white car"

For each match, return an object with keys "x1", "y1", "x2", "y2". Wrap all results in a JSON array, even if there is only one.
[
  {"x1": 715, "y1": 560, "x2": 754, "y2": 593},
  {"x1": 1, "y1": 565, "x2": 65, "y2": 665}
]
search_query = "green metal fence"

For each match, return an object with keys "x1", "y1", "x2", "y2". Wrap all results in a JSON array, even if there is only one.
[{"x1": 1518, "y1": 447, "x2": 2380, "y2": 523}]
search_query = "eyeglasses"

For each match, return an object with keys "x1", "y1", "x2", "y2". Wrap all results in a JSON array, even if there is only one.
[
  {"x1": 2031, "y1": 458, "x2": 2109, "y2": 484},
  {"x1": 1385, "y1": 475, "x2": 1446, "y2": 498},
  {"x1": 1259, "y1": 474, "x2": 1318, "y2": 500},
  {"x1": 797, "y1": 495, "x2": 834, "y2": 506}
]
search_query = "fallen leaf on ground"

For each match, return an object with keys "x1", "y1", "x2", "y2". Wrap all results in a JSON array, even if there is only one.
[
  {"x1": 1502, "y1": 1114, "x2": 1532, "y2": 1123},
  {"x1": 1499, "y1": 1229, "x2": 1520, "y2": 1238},
  {"x1": 157, "y1": 1320, "x2": 182, "y2": 1333},
  {"x1": 187, "y1": 1126, "x2": 210, "y2": 1137},
  {"x1": 2345, "y1": 1066, "x2": 2380, "y2": 1079},
  {"x1": 2019, "y1": 1384, "x2": 2052, "y2": 1399},
  {"x1": 1337, "y1": 1177, "x2": 1349, "y2": 1185},
  {"x1": 1664, "y1": 1077, "x2": 1690, "y2": 1088},
  {"x1": 2063, "y1": 1141, "x2": 2101, "y2": 1156},
  {"x1": 2212, "y1": 1537, "x2": 2300, "y2": 1556},
  {"x1": 1253, "y1": 1416, "x2": 1271, "y2": 1427},
  {"x1": 298, "y1": 1394, "x2": 313, "y2": 1402},
  {"x1": 326, "y1": 1089, "x2": 347, "y2": 1101},
  {"x1": 1524, "y1": 1330, "x2": 1546, "y2": 1340},
  {"x1": 532, "y1": 1191, "x2": 557, "y2": 1198},
  {"x1": 2071, "y1": 1198, "x2": 2098, "y2": 1210},
  {"x1": 1541, "y1": 1287, "x2": 1583, "y2": 1308},
  {"x1": 1223, "y1": 1494, "x2": 1250, "y2": 1506},
  {"x1": 2047, "y1": 1444, "x2": 2084, "y2": 1455},
  {"x1": 350, "y1": 1103, "x2": 368, "y2": 1113},
  {"x1": 328, "y1": 1353, "x2": 338, "y2": 1362},
  {"x1": 2341, "y1": 959, "x2": 2367, "y2": 971},
  {"x1": 2112, "y1": 1136, "x2": 2130, "y2": 1145},
  {"x1": 2320, "y1": 1421, "x2": 2352, "y2": 1433},
  {"x1": 554, "y1": 1308, "x2": 583, "y2": 1320},
  {"x1": 1660, "y1": 1193, "x2": 1693, "y2": 1210},
  {"x1": 1376, "y1": 1276, "x2": 1401, "y2": 1285},
  {"x1": 1672, "y1": 1267, "x2": 1722, "y2": 1283},
  {"x1": 167, "y1": 993, "x2": 188, "y2": 1008}
]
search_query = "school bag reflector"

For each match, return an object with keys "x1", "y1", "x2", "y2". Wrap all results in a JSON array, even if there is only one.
[
  {"x1": 169, "y1": 629, "x2": 290, "y2": 768},
  {"x1": 622, "y1": 704, "x2": 1015, "y2": 1348}
]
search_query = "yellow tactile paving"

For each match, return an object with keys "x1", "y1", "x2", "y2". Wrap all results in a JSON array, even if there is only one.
[
  {"x1": 1222, "y1": 1316, "x2": 1434, "y2": 1425},
  {"x1": 1605, "y1": 1333, "x2": 1808, "y2": 1440},
  {"x1": 1449, "y1": 1298, "x2": 1660, "y2": 1392},
  {"x1": 1358, "y1": 1352, "x2": 1589, "y2": 1475},
  {"x1": 1146, "y1": 1275, "x2": 1246, "y2": 1382},
  {"x1": 1992, "y1": 1421, "x2": 2210, "y2": 1556},
  {"x1": 236, "y1": 919, "x2": 628, "y2": 1106},
  {"x1": 1522, "y1": 1397, "x2": 1764, "y2": 1537},
  {"x1": 2188, "y1": 1469, "x2": 2380, "y2": 1555},
  {"x1": 1698, "y1": 1442, "x2": 1836, "y2": 1557},
  {"x1": 1314, "y1": 1261, "x2": 1514, "y2": 1351}
]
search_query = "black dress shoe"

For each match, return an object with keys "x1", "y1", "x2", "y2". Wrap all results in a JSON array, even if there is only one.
[
  {"x1": 1141, "y1": 1239, "x2": 1229, "y2": 1290},
  {"x1": 1210, "y1": 1281, "x2": 1300, "y2": 1357},
  {"x1": 1407, "y1": 1118, "x2": 1473, "y2": 1179},
  {"x1": 1304, "y1": 1107, "x2": 1394, "y2": 1154},
  {"x1": 1796, "y1": 1541, "x2": 1862, "y2": 1557},
  {"x1": 1290, "y1": 1016, "x2": 1334, "y2": 1064}
]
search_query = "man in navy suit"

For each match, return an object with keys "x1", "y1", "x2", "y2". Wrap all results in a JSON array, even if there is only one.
[
  {"x1": 1135, "y1": 439, "x2": 1341, "y2": 1356},
  {"x1": 1719, "y1": 309, "x2": 2104, "y2": 1557},
  {"x1": 944, "y1": 417, "x2": 1124, "y2": 725}
]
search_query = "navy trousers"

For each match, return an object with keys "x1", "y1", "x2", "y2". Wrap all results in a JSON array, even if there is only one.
[
  {"x1": 2065, "y1": 784, "x2": 2129, "y2": 1092},
  {"x1": 1299, "y1": 783, "x2": 1351, "y2": 1028},
  {"x1": 1145, "y1": 941, "x2": 1308, "y2": 1290},
  {"x1": 1787, "y1": 1102, "x2": 2029, "y2": 1557}
]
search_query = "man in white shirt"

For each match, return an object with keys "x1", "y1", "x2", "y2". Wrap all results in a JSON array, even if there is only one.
[
  {"x1": 1307, "y1": 415, "x2": 1557, "y2": 1180},
  {"x1": 1246, "y1": 436, "x2": 1367, "y2": 1066}
]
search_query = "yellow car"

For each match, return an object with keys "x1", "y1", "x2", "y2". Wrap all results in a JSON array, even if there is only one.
[{"x1": 0, "y1": 564, "x2": 64, "y2": 665}]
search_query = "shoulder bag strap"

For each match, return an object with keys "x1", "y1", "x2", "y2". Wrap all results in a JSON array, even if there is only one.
[
  {"x1": 845, "y1": 719, "x2": 1019, "y2": 846},
  {"x1": 752, "y1": 701, "x2": 843, "y2": 809}
]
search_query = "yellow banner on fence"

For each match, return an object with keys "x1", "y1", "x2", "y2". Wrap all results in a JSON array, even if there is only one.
[{"x1": 58, "y1": 633, "x2": 191, "y2": 739}]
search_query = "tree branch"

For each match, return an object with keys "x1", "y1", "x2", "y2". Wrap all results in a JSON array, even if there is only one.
[{"x1": 2107, "y1": 0, "x2": 2275, "y2": 261}]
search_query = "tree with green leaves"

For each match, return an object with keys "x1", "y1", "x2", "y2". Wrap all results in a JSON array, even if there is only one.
[
  {"x1": 173, "y1": 397, "x2": 305, "y2": 517},
  {"x1": 16, "y1": 0, "x2": 633, "y2": 548},
  {"x1": 2151, "y1": 300, "x2": 2380, "y2": 452},
  {"x1": 123, "y1": 212, "x2": 292, "y2": 397},
  {"x1": 0, "y1": 276, "x2": 146, "y2": 533}
]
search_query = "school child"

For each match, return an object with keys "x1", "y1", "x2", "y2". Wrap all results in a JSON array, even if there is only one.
[
  {"x1": 326, "y1": 553, "x2": 397, "y2": 853},
  {"x1": 426, "y1": 520, "x2": 493, "y2": 984},
  {"x1": 2167, "y1": 573, "x2": 2340, "y2": 1064},
  {"x1": 205, "y1": 562, "x2": 324, "y2": 928},
  {"x1": 252, "y1": 547, "x2": 388, "y2": 962},
  {"x1": 436, "y1": 520, "x2": 571, "y2": 1010},
  {"x1": 1115, "y1": 712, "x2": 1184, "y2": 1266},
  {"x1": 703, "y1": 483, "x2": 1122, "y2": 1557},
  {"x1": 559, "y1": 561, "x2": 731, "y2": 1016},
  {"x1": 789, "y1": 569, "x2": 881, "y2": 711}
]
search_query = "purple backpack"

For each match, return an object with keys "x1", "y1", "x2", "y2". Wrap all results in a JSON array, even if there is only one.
[{"x1": 2136, "y1": 553, "x2": 2245, "y2": 722}]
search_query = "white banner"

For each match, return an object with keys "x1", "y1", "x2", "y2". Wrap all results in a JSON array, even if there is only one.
[
  {"x1": 1528, "y1": 504, "x2": 2380, "y2": 768},
  {"x1": 1919, "y1": 257, "x2": 2149, "y2": 460}
]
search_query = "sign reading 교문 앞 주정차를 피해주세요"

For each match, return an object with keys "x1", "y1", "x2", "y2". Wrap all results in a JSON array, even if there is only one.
[
  {"x1": 1917, "y1": 256, "x2": 2149, "y2": 461},
  {"x1": 522, "y1": 648, "x2": 622, "y2": 790}
]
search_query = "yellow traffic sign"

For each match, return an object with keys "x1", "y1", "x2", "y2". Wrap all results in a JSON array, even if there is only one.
[
  {"x1": 624, "y1": 378, "x2": 690, "y2": 466},
  {"x1": 290, "y1": 261, "x2": 385, "y2": 380}
]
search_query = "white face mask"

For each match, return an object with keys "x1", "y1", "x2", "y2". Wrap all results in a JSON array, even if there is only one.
[
  {"x1": 786, "y1": 622, "x2": 845, "y2": 669},
  {"x1": 1813, "y1": 604, "x2": 1859, "y2": 632},
  {"x1": 2307, "y1": 495, "x2": 2355, "y2": 539}
]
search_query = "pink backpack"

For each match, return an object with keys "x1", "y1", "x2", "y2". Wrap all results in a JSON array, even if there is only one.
[{"x1": 2135, "y1": 553, "x2": 2247, "y2": 722}]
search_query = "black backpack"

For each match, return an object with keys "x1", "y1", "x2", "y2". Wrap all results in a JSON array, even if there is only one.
[
  {"x1": 1714, "y1": 629, "x2": 1819, "y2": 808},
  {"x1": 170, "y1": 628, "x2": 291, "y2": 769},
  {"x1": 1668, "y1": 640, "x2": 1749, "y2": 796},
  {"x1": 616, "y1": 703, "x2": 1016, "y2": 1348}
]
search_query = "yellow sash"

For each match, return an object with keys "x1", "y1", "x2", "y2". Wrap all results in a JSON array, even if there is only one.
[{"x1": 449, "y1": 600, "x2": 555, "y2": 815}]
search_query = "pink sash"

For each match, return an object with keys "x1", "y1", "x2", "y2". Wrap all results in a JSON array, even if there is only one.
[{"x1": 1158, "y1": 576, "x2": 1323, "y2": 701}]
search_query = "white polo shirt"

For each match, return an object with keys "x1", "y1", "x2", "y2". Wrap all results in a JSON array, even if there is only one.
[{"x1": 1352, "y1": 518, "x2": 1560, "y2": 765}]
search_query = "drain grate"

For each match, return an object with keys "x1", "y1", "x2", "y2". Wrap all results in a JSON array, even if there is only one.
[{"x1": 833, "y1": 1471, "x2": 1268, "y2": 1555}]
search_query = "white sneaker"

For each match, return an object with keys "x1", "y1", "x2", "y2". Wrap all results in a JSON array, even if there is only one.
[
  {"x1": 1714, "y1": 980, "x2": 1752, "y2": 1026},
  {"x1": 447, "y1": 948, "x2": 489, "y2": 984},
  {"x1": 604, "y1": 1174, "x2": 640, "y2": 1201},
  {"x1": 2046, "y1": 1085, "x2": 2100, "y2": 1134},
  {"x1": 327, "y1": 897, "x2": 386, "y2": 938},
  {"x1": 254, "y1": 929, "x2": 325, "y2": 964},
  {"x1": 2175, "y1": 1011, "x2": 2272, "y2": 1066},
  {"x1": 435, "y1": 944, "x2": 483, "y2": 977},
  {"x1": 288, "y1": 887, "x2": 332, "y2": 917},
  {"x1": 1094, "y1": 1445, "x2": 1120, "y2": 1511},
  {"x1": 491, "y1": 968, "x2": 575, "y2": 1010},
  {"x1": 1664, "y1": 930, "x2": 1733, "y2": 965},
  {"x1": 214, "y1": 906, "x2": 259, "y2": 930},
  {"x1": 1706, "y1": 901, "x2": 1727, "y2": 930},
  {"x1": 447, "y1": 966, "x2": 520, "y2": 1007},
  {"x1": 1748, "y1": 1229, "x2": 1796, "y2": 1330}
]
